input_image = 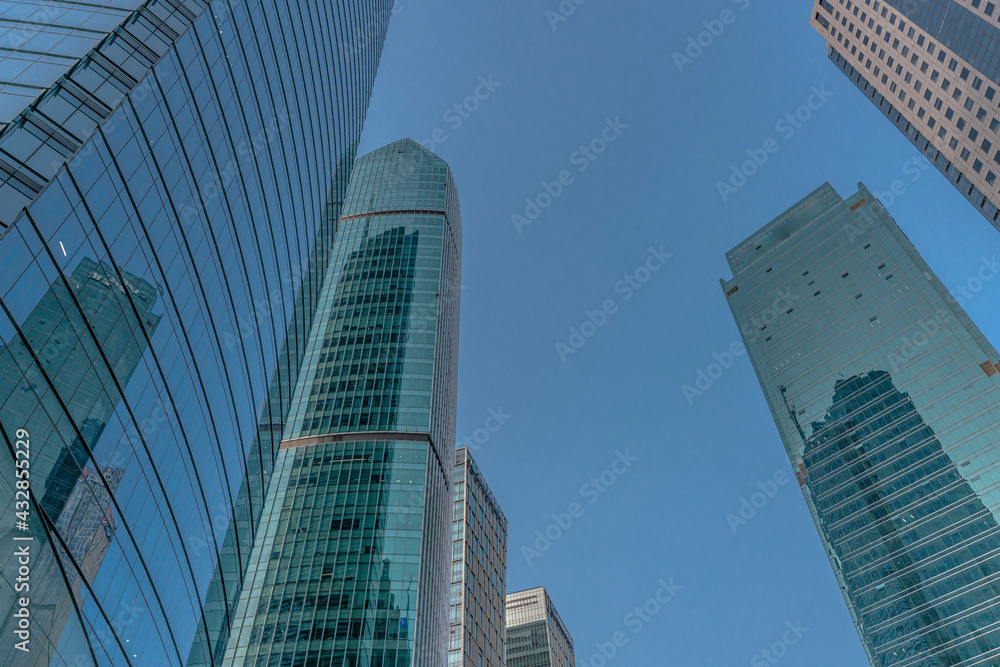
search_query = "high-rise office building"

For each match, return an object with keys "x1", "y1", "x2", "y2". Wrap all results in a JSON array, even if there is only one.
[
  {"x1": 450, "y1": 447, "x2": 507, "y2": 667},
  {"x1": 811, "y1": 0, "x2": 1000, "y2": 229},
  {"x1": 222, "y1": 138, "x2": 463, "y2": 666},
  {"x1": 0, "y1": 1, "x2": 395, "y2": 664},
  {"x1": 506, "y1": 588, "x2": 575, "y2": 667},
  {"x1": 723, "y1": 181, "x2": 1000, "y2": 666}
]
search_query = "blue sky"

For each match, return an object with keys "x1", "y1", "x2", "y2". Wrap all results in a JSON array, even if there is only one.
[{"x1": 360, "y1": 2, "x2": 1000, "y2": 665}]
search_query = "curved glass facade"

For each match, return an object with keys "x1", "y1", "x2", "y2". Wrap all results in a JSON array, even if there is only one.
[
  {"x1": 0, "y1": 0, "x2": 394, "y2": 664},
  {"x1": 223, "y1": 139, "x2": 463, "y2": 666},
  {"x1": 724, "y1": 182, "x2": 1000, "y2": 666}
]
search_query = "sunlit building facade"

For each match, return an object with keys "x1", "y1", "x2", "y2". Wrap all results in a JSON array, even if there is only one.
[
  {"x1": 0, "y1": 0, "x2": 395, "y2": 664},
  {"x1": 450, "y1": 447, "x2": 507, "y2": 667},
  {"x1": 723, "y1": 181, "x2": 1000, "y2": 666},
  {"x1": 222, "y1": 138, "x2": 463, "y2": 666},
  {"x1": 506, "y1": 588, "x2": 575, "y2": 667},
  {"x1": 811, "y1": 0, "x2": 1000, "y2": 230}
]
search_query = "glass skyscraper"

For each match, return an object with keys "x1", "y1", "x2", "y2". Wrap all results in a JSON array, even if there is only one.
[
  {"x1": 506, "y1": 588, "x2": 575, "y2": 667},
  {"x1": 811, "y1": 0, "x2": 1000, "y2": 230},
  {"x1": 723, "y1": 181, "x2": 1000, "y2": 666},
  {"x1": 222, "y1": 138, "x2": 463, "y2": 666},
  {"x1": 450, "y1": 447, "x2": 507, "y2": 667},
  {"x1": 0, "y1": 0, "x2": 394, "y2": 664}
]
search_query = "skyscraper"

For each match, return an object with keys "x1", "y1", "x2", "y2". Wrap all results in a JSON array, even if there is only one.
[
  {"x1": 810, "y1": 0, "x2": 1000, "y2": 229},
  {"x1": 723, "y1": 181, "x2": 1000, "y2": 666},
  {"x1": 0, "y1": 0, "x2": 395, "y2": 664},
  {"x1": 450, "y1": 447, "x2": 507, "y2": 667},
  {"x1": 221, "y1": 138, "x2": 463, "y2": 666},
  {"x1": 506, "y1": 588, "x2": 575, "y2": 667}
]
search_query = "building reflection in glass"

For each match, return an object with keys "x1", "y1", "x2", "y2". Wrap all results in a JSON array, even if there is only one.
[{"x1": 804, "y1": 371, "x2": 1000, "y2": 666}]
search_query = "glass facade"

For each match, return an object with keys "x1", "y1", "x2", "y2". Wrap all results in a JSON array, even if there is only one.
[
  {"x1": 449, "y1": 447, "x2": 507, "y2": 667},
  {"x1": 724, "y1": 182, "x2": 1000, "y2": 666},
  {"x1": 223, "y1": 138, "x2": 463, "y2": 666},
  {"x1": 506, "y1": 588, "x2": 575, "y2": 667},
  {"x1": 0, "y1": 0, "x2": 395, "y2": 664},
  {"x1": 0, "y1": 0, "x2": 144, "y2": 129},
  {"x1": 811, "y1": 0, "x2": 1000, "y2": 230}
]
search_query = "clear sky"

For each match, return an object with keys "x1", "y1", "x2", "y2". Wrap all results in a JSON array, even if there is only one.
[{"x1": 359, "y1": 2, "x2": 1000, "y2": 665}]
